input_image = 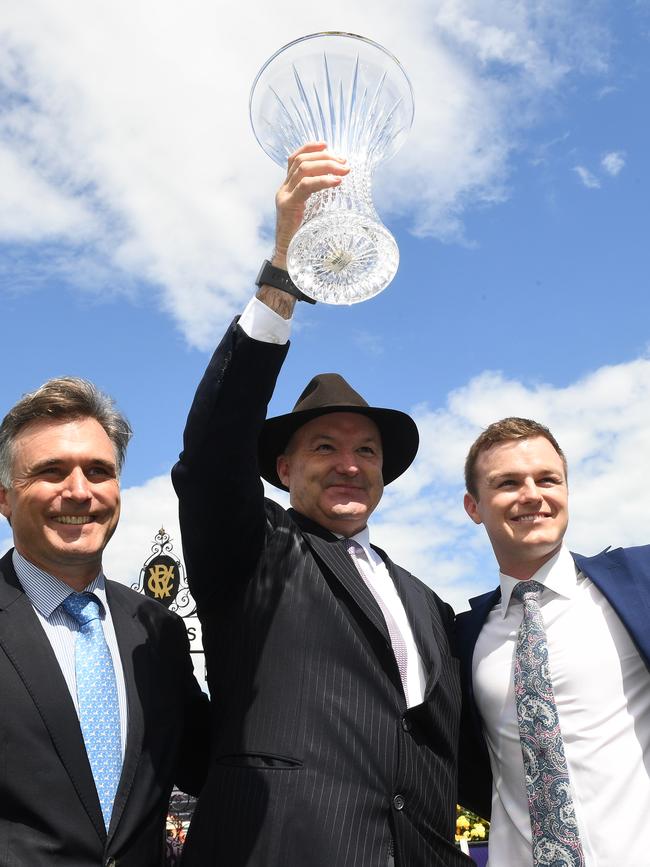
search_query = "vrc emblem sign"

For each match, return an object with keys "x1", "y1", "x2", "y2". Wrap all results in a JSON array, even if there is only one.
[{"x1": 143, "y1": 554, "x2": 180, "y2": 608}]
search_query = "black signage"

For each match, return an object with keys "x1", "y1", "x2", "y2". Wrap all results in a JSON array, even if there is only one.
[{"x1": 142, "y1": 553, "x2": 180, "y2": 608}]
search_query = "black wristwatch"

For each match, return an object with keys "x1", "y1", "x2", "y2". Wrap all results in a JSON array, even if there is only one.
[{"x1": 255, "y1": 259, "x2": 316, "y2": 304}]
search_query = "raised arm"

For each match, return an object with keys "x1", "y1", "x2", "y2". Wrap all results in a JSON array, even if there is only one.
[
  {"x1": 171, "y1": 318, "x2": 287, "y2": 606},
  {"x1": 172, "y1": 143, "x2": 348, "y2": 606}
]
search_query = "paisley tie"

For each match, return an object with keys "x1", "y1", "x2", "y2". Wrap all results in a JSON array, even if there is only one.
[{"x1": 512, "y1": 580, "x2": 585, "y2": 866}]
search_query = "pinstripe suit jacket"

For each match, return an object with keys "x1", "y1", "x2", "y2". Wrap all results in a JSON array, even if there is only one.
[{"x1": 172, "y1": 320, "x2": 471, "y2": 866}]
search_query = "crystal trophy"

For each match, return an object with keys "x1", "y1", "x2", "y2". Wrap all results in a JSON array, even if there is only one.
[{"x1": 250, "y1": 32, "x2": 414, "y2": 304}]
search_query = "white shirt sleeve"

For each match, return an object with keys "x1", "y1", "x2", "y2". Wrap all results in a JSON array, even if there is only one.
[{"x1": 238, "y1": 296, "x2": 293, "y2": 345}]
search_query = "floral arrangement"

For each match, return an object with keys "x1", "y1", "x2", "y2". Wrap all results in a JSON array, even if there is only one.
[{"x1": 456, "y1": 805, "x2": 489, "y2": 843}]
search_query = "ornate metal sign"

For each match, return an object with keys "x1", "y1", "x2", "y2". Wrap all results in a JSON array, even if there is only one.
[
  {"x1": 134, "y1": 527, "x2": 195, "y2": 616},
  {"x1": 133, "y1": 528, "x2": 205, "y2": 682},
  {"x1": 145, "y1": 554, "x2": 180, "y2": 607}
]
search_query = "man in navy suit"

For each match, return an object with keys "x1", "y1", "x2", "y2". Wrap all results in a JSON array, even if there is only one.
[
  {"x1": 0, "y1": 377, "x2": 209, "y2": 866},
  {"x1": 456, "y1": 416, "x2": 650, "y2": 867}
]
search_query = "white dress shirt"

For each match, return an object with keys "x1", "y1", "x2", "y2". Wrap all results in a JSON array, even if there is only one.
[
  {"x1": 14, "y1": 550, "x2": 129, "y2": 759},
  {"x1": 473, "y1": 545, "x2": 650, "y2": 866},
  {"x1": 239, "y1": 294, "x2": 292, "y2": 344},
  {"x1": 239, "y1": 296, "x2": 427, "y2": 708},
  {"x1": 347, "y1": 526, "x2": 426, "y2": 708}
]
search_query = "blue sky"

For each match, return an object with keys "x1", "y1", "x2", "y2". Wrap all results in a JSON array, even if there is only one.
[{"x1": 1, "y1": 0, "x2": 649, "y2": 610}]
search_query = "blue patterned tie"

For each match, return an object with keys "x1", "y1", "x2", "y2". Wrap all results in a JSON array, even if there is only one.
[
  {"x1": 62, "y1": 592, "x2": 122, "y2": 830},
  {"x1": 512, "y1": 580, "x2": 584, "y2": 867}
]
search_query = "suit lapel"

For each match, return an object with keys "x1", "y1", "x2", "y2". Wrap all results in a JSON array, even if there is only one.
[
  {"x1": 375, "y1": 551, "x2": 443, "y2": 695},
  {"x1": 287, "y1": 509, "x2": 390, "y2": 643},
  {"x1": 459, "y1": 587, "x2": 502, "y2": 731},
  {"x1": 0, "y1": 554, "x2": 105, "y2": 841},
  {"x1": 104, "y1": 582, "x2": 147, "y2": 842},
  {"x1": 467, "y1": 587, "x2": 501, "y2": 647},
  {"x1": 301, "y1": 531, "x2": 391, "y2": 643}
]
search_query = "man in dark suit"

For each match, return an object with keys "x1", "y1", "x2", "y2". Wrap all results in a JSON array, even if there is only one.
[
  {"x1": 172, "y1": 143, "x2": 470, "y2": 866},
  {"x1": 456, "y1": 417, "x2": 650, "y2": 866},
  {"x1": 0, "y1": 376, "x2": 209, "y2": 867}
]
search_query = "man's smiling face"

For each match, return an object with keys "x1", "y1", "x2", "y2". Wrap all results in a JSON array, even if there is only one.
[
  {"x1": 0, "y1": 416, "x2": 121, "y2": 589},
  {"x1": 463, "y1": 436, "x2": 568, "y2": 580},
  {"x1": 276, "y1": 411, "x2": 384, "y2": 537}
]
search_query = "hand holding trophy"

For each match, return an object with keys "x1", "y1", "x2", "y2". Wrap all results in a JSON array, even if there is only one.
[{"x1": 250, "y1": 32, "x2": 414, "y2": 304}]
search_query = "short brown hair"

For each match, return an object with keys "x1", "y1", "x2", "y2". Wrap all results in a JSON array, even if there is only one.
[
  {"x1": 0, "y1": 377, "x2": 132, "y2": 488},
  {"x1": 464, "y1": 417, "x2": 566, "y2": 498}
]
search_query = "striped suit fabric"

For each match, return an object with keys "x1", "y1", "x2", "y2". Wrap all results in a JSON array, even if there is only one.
[{"x1": 172, "y1": 320, "x2": 471, "y2": 866}]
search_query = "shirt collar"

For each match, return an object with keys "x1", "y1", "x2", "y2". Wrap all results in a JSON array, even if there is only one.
[
  {"x1": 350, "y1": 525, "x2": 371, "y2": 555},
  {"x1": 334, "y1": 525, "x2": 377, "y2": 560},
  {"x1": 499, "y1": 544, "x2": 578, "y2": 618},
  {"x1": 12, "y1": 549, "x2": 107, "y2": 619}
]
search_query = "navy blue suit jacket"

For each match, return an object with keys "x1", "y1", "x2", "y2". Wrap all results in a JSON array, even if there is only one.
[
  {"x1": 456, "y1": 544, "x2": 650, "y2": 819},
  {"x1": 0, "y1": 549, "x2": 210, "y2": 866}
]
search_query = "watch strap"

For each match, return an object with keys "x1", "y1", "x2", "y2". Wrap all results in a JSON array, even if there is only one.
[{"x1": 255, "y1": 260, "x2": 316, "y2": 304}]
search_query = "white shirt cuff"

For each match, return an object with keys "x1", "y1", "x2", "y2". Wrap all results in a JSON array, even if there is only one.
[{"x1": 238, "y1": 296, "x2": 292, "y2": 345}]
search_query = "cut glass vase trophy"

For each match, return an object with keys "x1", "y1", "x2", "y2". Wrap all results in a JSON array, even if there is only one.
[{"x1": 250, "y1": 32, "x2": 414, "y2": 304}]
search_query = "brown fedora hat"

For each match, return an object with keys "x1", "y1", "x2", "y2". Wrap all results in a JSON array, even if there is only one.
[{"x1": 258, "y1": 373, "x2": 419, "y2": 491}]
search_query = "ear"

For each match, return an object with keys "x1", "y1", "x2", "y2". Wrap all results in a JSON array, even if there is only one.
[
  {"x1": 0, "y1": 485, "x2": 12, "y2": 522},
  {"x1": 276, "y1": 455, "x2": 291, "y2": 489},
  {"x1": 464, "y1": 492, "x2": 482, "y2": 525}
]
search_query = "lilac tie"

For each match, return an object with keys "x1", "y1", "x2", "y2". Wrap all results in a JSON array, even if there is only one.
[
  {"x1": 512, "y1": 580, "x2": 585, "y2": 867},
  {"x1": 346, "y1": 540, "x2": 409, "y2": 691}
]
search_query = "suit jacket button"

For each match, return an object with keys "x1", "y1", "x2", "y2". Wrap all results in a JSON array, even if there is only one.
[
  {"x1": 393, "y1": 794, "x2": 405, "y2": 811},
  {"x1": 401, "y1": 716, "x2": 411, "y2": 732}
]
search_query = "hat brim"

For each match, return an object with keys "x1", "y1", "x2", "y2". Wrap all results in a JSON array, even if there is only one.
[{"x1": 258, "y1": 405, "x2": 419, "y2": 491}]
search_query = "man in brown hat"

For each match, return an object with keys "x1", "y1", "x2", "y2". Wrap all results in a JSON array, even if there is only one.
[{"x1": 172, "y1": 143, "x2": 469, "y2": 867}]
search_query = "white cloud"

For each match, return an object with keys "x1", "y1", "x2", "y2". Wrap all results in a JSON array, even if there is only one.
[
  {"x1": 353, "y1": 331, "x2": 385, "y2": 357},
  {"x1": 0, "y1": 144, "x2": 94, "y2": 240},
  {"x1": 597, "y1": 84, "x2": 619, "y2": 99},
  {"x1": 573, "y1": 152, "x2": 625, "y2": 191},
  {"x1": 601, "y1": 150, "x2": 626, "y2": 176},
  {"x1": 0, "y1": 0, "x2": 609, "y2": 346},
  {"x1": 573, "y1": 165, "x2": 601, "y2": 188}
]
